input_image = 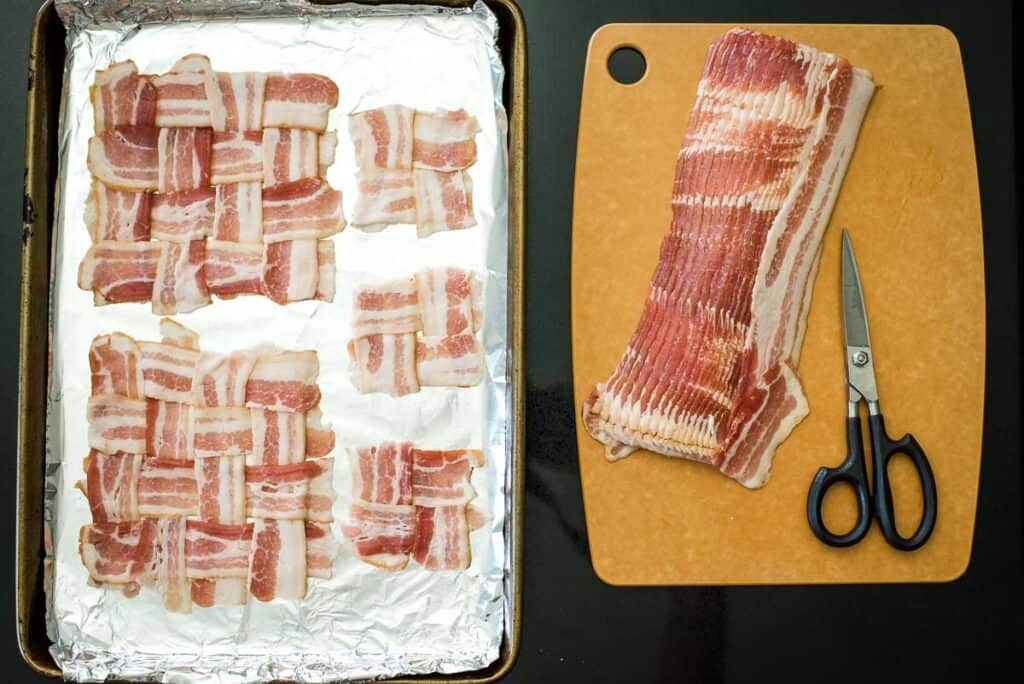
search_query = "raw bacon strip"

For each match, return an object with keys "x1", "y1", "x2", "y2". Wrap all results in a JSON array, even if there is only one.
[
  {"x1": 342, "y1": 501, "x2": 415, "y2": 571},
  {"x1": 82, "y1": 450, "x2": 141, "y2": 523},
  {"x1": 412, "y1": 505, "x2": 471, "y2": 571},
  {"x1": 349, "y1": 105, "x2": 414, "y2": 170},
  {"x1": 191, "y1": 578, "x2": 247, "y2": 607},
  {"x1": 152, "y1": 240, "x2": 211, "y2": 315},
  {"x1": 262, "y1": 73, "x2": 339, "y2": 132},
  {"x1": 306, "y1": 458, "x2": 335, "y2": 523},
  {"x1": 87, "y1": 126, "x2": 160, "y2": 191},
  {"x1": 261, "y1": 178, "x2": 345, "y2": 242},
  {"x1": 213, "y1": 182, "x2": 262, "y2": 242},
  {"x1": 245, "y1": 351, "x2": 320, "y2": 413},
  {"x1": 414, "y1": 169, "x2": 476, "y2": 237},
  {"x1": 210, "y1": 131, "x2": 263, "y2": 184},
  {"x1": 138, "y1": 458, "x2": 199, "y2": 517},
  {"x1": 205, "y1": 241, "x2": 264, "y2": 298},
  {"x1": 85, "y1": 181, "x2": 151, "y2": 242},
  {"x1": 185, "y1": 520, "x2": 253, "y2": 579},
  {"x1": 251, "y1": 409, "x2": 306, "y2": 465},
  {"x1": 412, "y1": 108, "x2": 480, "y2": 171},
  {"x1": 194, "y1": 350, "x2": 259, "y2": 407},
  {"x1": 196, "y1": 454, "x2": 246, "y2": 524},
  {"x1": 261, "y1": 240, "x2": 319, "y2": 304},
  {"x1": 139, "y1": 340, "x2": 199, "y2": 404},
  {"x1": 249, "y1": 519, "x2": 307, "y2": 601},
  {"x1": 348, "y1": 333, "x2": 419, "y2": 397},
  {"x1": 411, "y1": 449, "x2": 484, "y2": 507},
  {"x1": 79, "y1": 520, "x2": 158, "y2": 585},
  {"x1": 92, "y1": 60, "x2": 157, "y2": 131},
  {"x1": 415, "y1": 334, "x2": 485, "y2": 387},
  {"x1": 156, "y1": 518, "x2": 192, "y2": 613},
  {"x1": 90, "y1": 332, "x2": 144, "y2": 398},
  {"x1": 582, "y1": 28, "x2": 875, "y2": 488},
  {"x1": 160, "y1": 317, "x2": 200, "y2": 350},
  {"x1": 305, "y1": 521, "x2": 339, "y2": 579},
  {"x1": 349, "y1": 442, "x2": 413, "y2": 506},
  {"x1": 158, "y1": 127, "x2": 213, "y2": 193},
  {"x1": 192, "y1": 407, "x2": 253, "y2": 458},
  {"x1": 351, "y1": 276, "x2": 421, "y2": 336},
  {"x1": 262, "y1": 128, "x2": 319, "y2": 186},
  {"x1": 150, "y1": 186, "x2": 216, "y2": 242},
  {"x1": 305, "y1": 408, "x2": 335, "y2": 458},
  {"x1": 246, "y1": 462, "x2": 310, "y2": 519},
  {"x1": 146, "y1": 399, "x2": 193, "y2": 460},
  {"x1": 319, "y1": 130, "x2": 337, "y2": 177},
  {"x1": 315, "y1": 240, "x2": 336, "y2": 303},
  {"x1": 416, "y1": 267, "x2": 483, "y2": 337},
  {"x1": 79, "y1": 241, "x2": 160, "y2": 304},
  {"x1": 207, "y1": 71, "x2": 266, "y2": 132},
  {"x1": 153, "y1": 55, "x2": 213, "y2": 128},
  {"x1": 350, "y1": 170, "x2": 416, "y2": 229},
  {"x1": 87, "y1": 394, "x2": 147, "y2": 455}
]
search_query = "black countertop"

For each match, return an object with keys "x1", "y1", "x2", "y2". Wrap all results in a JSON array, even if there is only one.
[{"x1": 2, "y1": 1, "x2": 1018, "y2": 682}]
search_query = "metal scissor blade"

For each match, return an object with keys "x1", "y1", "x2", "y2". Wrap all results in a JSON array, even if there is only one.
[{"x1": 841, "y1": 230, "x2": 879, "y2": 405}]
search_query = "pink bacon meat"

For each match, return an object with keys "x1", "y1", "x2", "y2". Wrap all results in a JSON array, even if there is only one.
[
  {"x1": 262, "y1": 73, "x2": 339, "y2": 132},
  {"x1": 204, "y1": 240, "x2": 264, "y2": 297},
  {"x1": 351, "y1": 275, "x2": 421, "y2": 337},
  {"x1": 261, "y1": 178, "x2": 345, "y2": 242},
  {"x1": 82, "y1": 450, "x2": 142, "y2": 523},
  {"x1": 582, "y1": 28, "x2": 876, "y2": 487},
  {"x1": 192, "y1": 407, "x2": 253, "y2": 458},
  {"x1": 152, "y1": 54, "x2": 214, "y2": 128},
  {"x1": 349, "y1": 105, "x2": 414, "y2": 170},
  {"x1": 411, "y1": 448, "x2": 484, "y2": 507},
  {"x1": 139, "y1": 340, "x2": 200, "y2": 404},
  {"x1": 413, "y1": 169, "x2": 476, "y2": 237},
  {"x1": 152, "y1": 239, "x2": 211, "y2": 315},
  {"x1": 156, "y1": 517, "x2": 192, "y2": 613},
  {"x1": 348, "y1": 333, "x2": 419, "y2": 396},
  {"x1": 90, "y1": 332, "x2": 144, "y2": 398},
  {"x1": 210, "y1": 131, "x2": 263, "y2": 184},
  {"x1": 213, "y1": 182, "x2": 262, "y2": 242},
  {"x1": 245, "y1": 350, "x2": 320, "y2": 413},
  {"x1": 262, "y1": 128, "x2": 320, "y2": 186},
  {"x1": 305, "y1": 408, "x2": 335, "y2": 459},
  {"x1": 87, "y1": 394, "x2": 147, "y2": 455},
  {"x1": 412, "y1": 505, "x2": 471, "y2": 571},
  {"x1": 261, "y1": 240, "x2": 319, "y2": 304},
  {"x1": 349, "y1": 441, "x2": 413, "y2": 506},
  {"x1": 343, "y1": 501, "x2": 416, "y2": 571},
  {"x1": 305, "y1": 521, "x2": 339, "y2": 579},
  {"x1": 196, "y1": 454, "x2": 246, "y2": 524},
  {"x1": 79, "y1": 241, "x2": 160, "y2": 304},
  {"x1": 88, "y1": 125, "x2": 160, "y2": 191},
  {"x1": 252, "y1": 408, "x2": 306, "y2": 465},
  {"x1": 207, "y1": 71, "x2": 266, "y2": 132},
  {"x1": 185, "y1": 520, "x2": 253, "y2": 579},
  {"x1": 149, "y1": 186, "x2": 215, "y2": 242},
  {"x1": 351, "y1": 170, "x2": 416, "y2": 229},
  {"x1": 416, "y1": 266, "x2": 483, "y2": 337},
  {"x1": 157, "y1": 127, "x2": 213, "y2": 193},
  {"x1": 79, "y1": 520, "x2": 158, "y2": 586},
  {"x1": 137, "y1": 458, "x2": 198, "y2": 517},
  {"x1": 415, "y1": 333, "x2": 485, "y2": 387},
  {"x1": 194, "y1": 350, "x2": 258, "y2": 407},
  {"x1": 85, "y1": 181, "x2": 151, "y2": 242},
  {"x1": 145, "y1": 399, "x2": 193, "y2": 460},
  {"x1": 411, "y1": 108, "x2": 480, "y2": 171},
  {"x1": 249, "y1": 518, "x2": 307, "y2": 601},
  {"x1": 316, "y1": 240, "x2": 336, "y2": 303},
  {"x1": 91, "y1": 60, "x2": 157, "y2": 132}
]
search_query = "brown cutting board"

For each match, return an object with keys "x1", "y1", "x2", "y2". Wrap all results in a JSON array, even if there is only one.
[{"x1": 571, "y1": 23, "x2": 984, "y2": 585}]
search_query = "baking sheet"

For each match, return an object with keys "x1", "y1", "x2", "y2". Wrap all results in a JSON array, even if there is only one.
[{"x1": 45, "y1": 1, "x2": 512, "y2": 680}]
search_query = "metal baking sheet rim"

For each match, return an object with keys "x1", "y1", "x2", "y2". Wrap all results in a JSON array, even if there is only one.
[{"x1": 16, "y1": 0, "x2": 526, "y2": 681}]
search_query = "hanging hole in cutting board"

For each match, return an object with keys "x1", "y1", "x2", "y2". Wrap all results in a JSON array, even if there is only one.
[{"x1": 607, "y1": 45, "x2": 646, "y2": 85}]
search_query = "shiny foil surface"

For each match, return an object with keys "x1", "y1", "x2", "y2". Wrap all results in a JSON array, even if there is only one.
[{"x1": 46, "y1": 1, "x2": 511, "y2": 681}]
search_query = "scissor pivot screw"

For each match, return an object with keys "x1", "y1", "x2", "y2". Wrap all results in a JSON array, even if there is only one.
[{"x1": 852, "y1": 351, "x2": 869, "y2": 367}]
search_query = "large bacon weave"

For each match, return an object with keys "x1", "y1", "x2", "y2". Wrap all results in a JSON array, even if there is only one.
[{"x1": 582, "y1": 28, "x2": 875, "y2": 488}]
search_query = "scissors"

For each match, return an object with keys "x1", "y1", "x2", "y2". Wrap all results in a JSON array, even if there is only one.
[{"x1": 806, "y1": 230, "x2": 938, "y2": 551}]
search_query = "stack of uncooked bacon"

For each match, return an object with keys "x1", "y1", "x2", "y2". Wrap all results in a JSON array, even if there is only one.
[
  {"x1": 78, "y1": 318, "x2": 339, "y2": 613},
  {"x1": 349, "y1": 105, "x2": 479, "y2": 236},
  {"x1": 343, "y1": 442, "x2": 484, "y2": 571},
  {"x1": 348, "y1": 266, "x2": 486, "y2": 396},
  {"x1": 78, "y1": 56, "x2": 343, "y2": 314}
]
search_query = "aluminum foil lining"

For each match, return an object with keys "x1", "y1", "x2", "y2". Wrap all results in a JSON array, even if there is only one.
[{"x1": 46, "y1": 1, "x2": 511, "y2": 681}]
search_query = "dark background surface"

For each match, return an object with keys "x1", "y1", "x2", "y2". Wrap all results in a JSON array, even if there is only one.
[{"x1": 2, "y1": 1, "x2": 1019, "y2": 682}]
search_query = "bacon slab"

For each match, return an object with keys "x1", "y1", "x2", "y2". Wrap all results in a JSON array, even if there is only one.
[
  {"x1": 139, "y1": 340, "x2": 199, "y2": 404},
  {"x1": 351, "y1": 276, "x2": 421, "y2": 337},
  {"x1": 413, "y1": 169, "x2": 476, "y2": 237},
  {"x1": 245, "y1": 462, "x2": 310, "y2": 519},
  {"x1": 305, "y1": 408, "x2": 335, "y2": 459},
  {"x1": 315, "y1": 240, "x2": 335, "y2": 303},
  {"x1": 415, "y1": 334, "x2": 485, "y2": 387},
  {"x1": 412, "y1": 505, "x2": 471, "y2": 571},
  {"x1": 262, "y1": 73, "x2": 339, "y2": 132},
  {"x1": 252, "y1": 409, "x2": 305, "y2": 465},
  {"x1": 350, "y1": 441, "x2": 413, "y2": 506},
  {"x1": 92, "y1": 60, "x2": 157, "y2": 132},
  {"x1": 153, "y1": 55, "x2": 213, "y2": 128},
  {"x1": 348, "y1": 333, "x2": 418, "y2": 396},
  {"x1": 349, "y1": 105, "x2": 414, "y2": 170},
  {"x1": 156, "y1": 517, "x2": 192, "y2": 613},
  {"x1": 79, "y1": 241, "x2": 160, "y2": 304},
  {"x1": 245, "y1": 351, "x2": 320, "y2": 413},
  {"x1": 412, "y1": 108, "x2": 480, "y2": 171},
  {"x1": 83, "y1": 450, "x2": 141, "y2": 523},
  {"x1": 196, "y1": 454, "x2": 246, "y2": 524},
  {"x1": 85, "y1": 181, "x2": 151, "y2": 242},
  {"x1": 582, "y1": 29, "x2": 876, "y2": 487},
  {"x1": 210, "y1": 131, "x2": 263, "y2": 184},
  {"x1": 192, "y1": 407, "x2": 253, "y2": 458},
  {"x1": 138, "y1": 458, "x2": 198, "y2": 517},
  {"x1": 87, "y1": 394, "x2": 147, "y2": 455},
  {"x1": 191, "y1": 578, "x2": 247, "y2": 607},
  {"x1": 208, "y1": 71, "x2": 266, "y2": 132},
  {"x1": 319, "y1": 130, "x2": 337, "y2": 177},
  {"x1": 150, "y1": 186, "x2": 215, "y2": 242},
  {"x1": 261, "y1": 178, "x2": 345, "y2": 242},
  {"x1": 306, "y1": 458, "x2": 335, "y2": 523},
  {"x1": 411, "y1": 449, "x2": 484, "y2": 507},
  {"x1": 152, "y1": 240, "x2": 210, "y2": 315},
  {"x1": 146, "y1": 399, "x2": 193, "y2": 460},
  {"x1": 213, "y1": 182, "x2": 262, "y2": 241},
  {"x1": 263, "y1": 128, "x2": 319, "y2": 186},
  {"x1": 88, "y1": 126, "x2": 160, "y2": 191},
  {"x1": 194, "y1": 350, "x2": 258, "y2": 407},
  {"x1": 79, "y1": 520, "x2": 158, "y2": 585},
  {"x1": 416, "y1": 267, "x2": 483, "y2": 337},
  {"x1": 90, "y1": 332, "x2": 144, "y2": 398},
  {"x1": 261, "y1": 240, "x2": 319, "y2": 304},
  {"x1": 351, "y1": 170, "x2": 416, "y2": 229},
  {"x1": 203, "y1": 240, "x2": 264, "y2": 298},
  {"x1": 343, "y1": 501, "x2": 415, "y2": 571},
  {"x1": 249, "y1": 519, "x2": 307, "y2": 601},
  {"x1": 305, "y1": 521, "x2": 339, "y2": 579},
  {"x1": 185, "y1": 520, "x2": 253, "y2": 579},
  {"x1": 158, "y1": 127, "x2": 213, "y2": 193},
  {"x1": 160, "y1": 317, "x2": 200, "y2": 350}
]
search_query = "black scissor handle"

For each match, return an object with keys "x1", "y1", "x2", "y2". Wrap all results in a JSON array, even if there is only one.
[
  {"x1": 869, "y1": 413, "x2": 938, "y2": 551},
  {"x1": 807, "y1": 416, "x2": 873, "y2": 547}
]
